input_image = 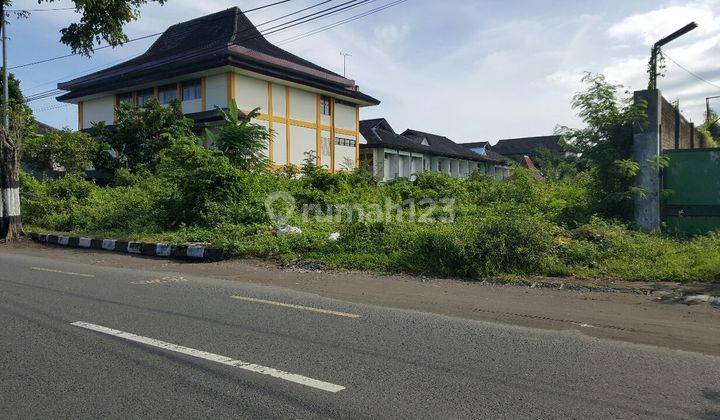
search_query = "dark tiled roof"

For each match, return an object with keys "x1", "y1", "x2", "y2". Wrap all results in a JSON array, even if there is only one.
[
  {"x1": 360, "y1": 119, "x2": 502, "y2": 164},
  {"x1": 462, "y1": 141, "x2": 490, "y2": 148},
  {"x1": 36, "y1": 121, "x2": 58, "y2": 135},
  {"x1": 402, "y1": 129, "x2": 502, "y2": 163},
  {"x1": 57, "y1": 7, "x2": 379, "y2": 105},
  {"x1": 490, "y1": 135, "x2": 563, "y2": 156}
]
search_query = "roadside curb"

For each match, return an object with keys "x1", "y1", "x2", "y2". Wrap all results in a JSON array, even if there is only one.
[{"x1": 29, "y1": 233, "x2": 224, "y2": 262}]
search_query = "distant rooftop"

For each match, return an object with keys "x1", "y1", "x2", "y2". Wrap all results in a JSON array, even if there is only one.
[
  {"x1": 491, "y1": 135, "x2": 563, "y2": 156},
  {"x1": 360, "y1": 119, "x2": 503, "y2": 164}
]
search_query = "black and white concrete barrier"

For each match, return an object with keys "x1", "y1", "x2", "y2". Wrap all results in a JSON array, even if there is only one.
[
  {"x1": 1, "y1": 180, "x2": 21, "y2": 234},
  {"x1": 29, "y1": 233, "x2": 224, "y2": 262}
]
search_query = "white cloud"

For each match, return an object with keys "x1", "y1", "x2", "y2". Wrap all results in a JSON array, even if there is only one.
[
  {"x1": 19, "y1": 0, "x2": 720, "y2": 135},
  {"x1": 607, "y1": 1, "x2": 720, "y2": 44},
  {"x1": 373, "y1": 24, "x2": 409, "y2": 44}
]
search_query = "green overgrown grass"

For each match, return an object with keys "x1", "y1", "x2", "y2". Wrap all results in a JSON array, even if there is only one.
[{"x1": 20, "y1": 157, "x2": 720, "y2": 283}]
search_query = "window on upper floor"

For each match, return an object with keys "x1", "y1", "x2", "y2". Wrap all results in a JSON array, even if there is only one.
[
  {"x1": 116, "y1": 92, "x2": 134, "y2": 106},
  {"x1": 137, "y1": 88, "x2": 155, "y2": 106},
  {"x1": 320, "y1": 96, "x2": 332, "y2": 116},
  {"x1": 158, "y1": 84, "x2": 178, "y2": 104},
  {"x1": 335, "y1": 137, "x2": 356, "y2": 148},
  {"x1": 182, "y1": 79, "x2": 202, "y2": 101}
]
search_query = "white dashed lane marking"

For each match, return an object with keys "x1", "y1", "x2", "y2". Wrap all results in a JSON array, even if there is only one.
[
  {"x1": 71, "y1": 321, "x2": 345, "y2": 393},
  {"x1": 30, "y1": 267, "x2": 95, "y2": 278},
  {"x1": 230, "y1": 295, "x2": 361, "y2": 319}
]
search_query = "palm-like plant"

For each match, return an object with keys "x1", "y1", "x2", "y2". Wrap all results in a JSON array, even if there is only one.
[{"x1": 206, "y1": 100, "x2": 270, "y2": 170}]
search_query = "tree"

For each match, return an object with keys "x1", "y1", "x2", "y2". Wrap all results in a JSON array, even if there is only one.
[
  {"x1": 22, "y1": 129, "x2": 98, "y2": 174},
  {"x1": 529, "y1": 145, "x2": 580, "y2": 181},
  {"x1": 1, "y1": 0, "x2": 167, "y2": 240},
  {"x1": 206, "y1": 101, "x2": 270, "y2": 171},
  {"x1": 93, "y1": 99, "x2": 194, "y2": 172},
  {"x1": 557, "y1": 73, "x2": 647, "y2": 220}
]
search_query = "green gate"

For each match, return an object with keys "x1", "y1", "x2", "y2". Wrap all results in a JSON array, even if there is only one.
[{"x1": 663, "y1": 148, "x2": 720, "y2": 234}]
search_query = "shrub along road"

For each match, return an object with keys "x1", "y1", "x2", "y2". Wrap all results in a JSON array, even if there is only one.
[{"x1": 1, "y1": 244, "x2": 719, "y2": 418}]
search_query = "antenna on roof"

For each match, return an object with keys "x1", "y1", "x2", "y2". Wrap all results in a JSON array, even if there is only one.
[{"x1": 340, "y1": 51, "x2": 351, "y2": 77}]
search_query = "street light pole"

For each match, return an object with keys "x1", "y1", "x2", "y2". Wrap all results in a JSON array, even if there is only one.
[{"x1": 648, "y1": 22, "x2": 698, "y2": 90}]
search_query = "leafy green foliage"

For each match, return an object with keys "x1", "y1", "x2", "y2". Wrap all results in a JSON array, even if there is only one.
[
  {"x1": 32, "y1": 0, "x2": 168, "y2": 56},
  {"x1": 205, "y1": 102, "x2": 270, "y2": 171},
  {"x1": 529, "y1": 145, "x2": 579, "y2": 180},
  {"x1": 22, "y1": 129, "x2": 99, "y2": 173},
  {"x1": 93, "y1": 99, "x2": 194, "y2": 172},
  {"x1": 557, "y1": 73, "x2": 648, "y2": 220}
]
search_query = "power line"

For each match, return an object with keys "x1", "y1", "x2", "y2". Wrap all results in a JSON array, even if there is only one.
[
  {"x1": 25, "y1": 0, "x2": 407, "y2": 103},
  {"x1": 244, "y1": 0, "x2": 295, "y2": 13},
  {"x1": 664, "y1": 52, "x2": 720, "y2": 91},
  {"x1": 276, "y1": 0, "x2": 408, "y2": 45},
  {"x1": 11, "y1": 32, "x2": 162, "y2": 69},
  {"x1": 7, "y1": 7, "x2": 75, "y2": 12},
  {"x1": 27, "y1": 0, "x2": 371, "y2": 100},
  {"x1": 22, "y1": 0, "x2": 350, "y2": 101},
  {"x1": 10, "y1": 0, "x2": 300, "y2": 70}
]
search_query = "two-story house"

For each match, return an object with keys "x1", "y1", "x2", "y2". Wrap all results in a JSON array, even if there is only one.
[{"x1": 57, "y1": 7, "x2": 380, "y2": 171}]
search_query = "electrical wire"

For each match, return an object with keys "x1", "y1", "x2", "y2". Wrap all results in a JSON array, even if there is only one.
[
  {"x1": 276, "y1": 0, "x2": 408, "y2": 45},
  {"x1": 25, "y1": 0, "x2": 371, "y2": 100},
  {"x1": 664, "y1": 52, "x2": 720, "y2": 91},
  {"x1": 10, "y1": 0, "x2": 301, "y2": 70},
  {"x1": 24, "y1": 0, "x2": 410, "y2": 103}
]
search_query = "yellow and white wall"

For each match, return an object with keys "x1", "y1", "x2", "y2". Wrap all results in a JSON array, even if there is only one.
[{"x1": 76, "y1": 68, "x2": 363, "y2": 171}]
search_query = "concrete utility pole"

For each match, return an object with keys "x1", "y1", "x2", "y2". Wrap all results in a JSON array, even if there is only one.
[
  {"x1": 0, "y1": 3, "x2": 22, "y2": 241},
  {"x1": 707, "y1": 95, "x2": 720, "y2": 127},
  {"x1": 340, "y1": 52, "x2": 351, "y2": 78},
  {"x1": 648, "y1": 22, "x2": 698, "y2": 90},
  {"x1": 0, "y1": 1, "x2": 5, "y2": 235}
]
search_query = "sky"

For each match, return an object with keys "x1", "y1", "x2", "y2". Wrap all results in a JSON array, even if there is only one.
[{"x1": 9, "y1": 0, "x2": 720, "y2": 144}]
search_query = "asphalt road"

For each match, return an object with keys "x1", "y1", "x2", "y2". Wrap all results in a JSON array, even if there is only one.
[{"x1": 1, "y1": 251, "x2": 719, "y2": 419}]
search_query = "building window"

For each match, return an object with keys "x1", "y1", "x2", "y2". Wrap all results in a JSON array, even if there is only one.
[
  {"x1": 182, "y1": 79, "x2": 202, "y2": 101},
  {"x1": 320, "y1": 96, "x2": 332, "y2": 116},
  {"x1": 158, "y1": 84, "x2": 178, "y2": 104},
  {"x1": 335, "y1": 137, "x2": 356, "y2": 147},
  {"x1": 137, "y1": 88, "x2": 155, "y2": 106},
  {"x1": 116, "y1": 92, "x2": 133, "y2": 106}
]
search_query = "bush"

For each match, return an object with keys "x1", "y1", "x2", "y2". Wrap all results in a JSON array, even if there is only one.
[{"x1": 22, "y1": 129, "x2": 99, "y2": 174}]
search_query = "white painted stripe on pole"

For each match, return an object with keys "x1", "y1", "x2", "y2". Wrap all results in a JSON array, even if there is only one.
[
  {"x1": 187, "y1": 246, "x2": 204, "y2": 258},
  {"x1": 230, "y1": 295, "x2": 361, "y2": 319},
  {"x1": 70, "y1": 321, "x2": 345, "y2": 393},
  {"x1": 102, "y1": 239, "x2": 116, "y2": 250},
  {"x1": 31, "y1": 267, "x2": 95, "y2": 278},
  {"x1": 156, "y1": 243, "x2": 171, "y2": 257},
  {"x1": 128, "y1": 242, "x2": 141, "y2": 254},
  {"x1": 58, "y1": 236, "x2": 70, "y2": 246},
  {"x1": 2, "y1": 188, "x2": 20, "y2": 217}
]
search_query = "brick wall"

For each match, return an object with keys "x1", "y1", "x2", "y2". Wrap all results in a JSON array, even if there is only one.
[{"x1": 659, "y1": 97, "x2": 707, "y2": 150}]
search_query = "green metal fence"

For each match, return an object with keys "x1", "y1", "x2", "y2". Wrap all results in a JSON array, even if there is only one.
[{"x1": 663, "y1": 148, "x2": 720, "y2": 234}]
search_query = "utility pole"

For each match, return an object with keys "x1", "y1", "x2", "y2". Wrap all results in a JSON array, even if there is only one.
[
  {"x1": 708, "y1": 95, "x2": 720, "y2": 130},
  {"x1": 340, "y1": 52, "x2": 351, "y2": 78},
  {"x1": 0, "y1": 2, "x2": 21, "y2": 241},
  {"x1": 0, "y1": 1, "x2": 5, "y2": 237},
  {"x1": 648, "y1": 22, "x2": 698, "y2": 90},
  {"x1": 1, "y1": 4, "x2": 6, "y2": 129}
]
